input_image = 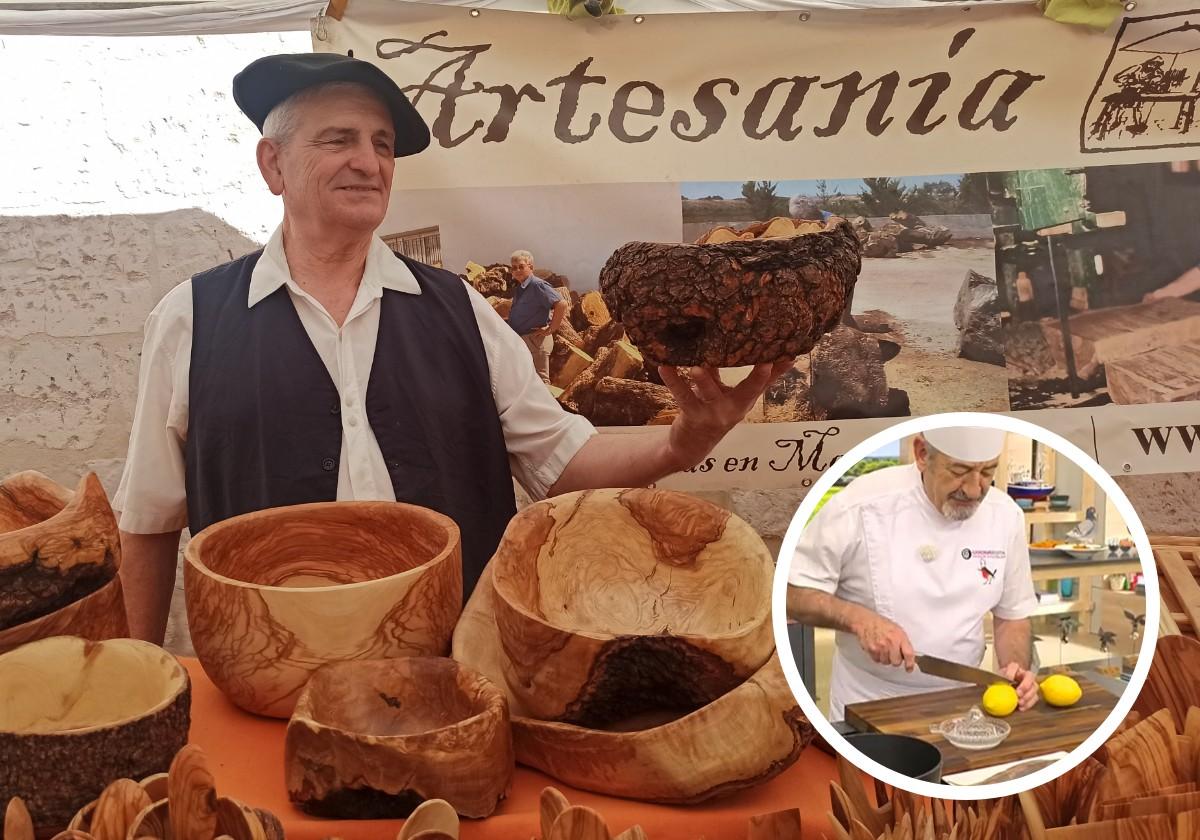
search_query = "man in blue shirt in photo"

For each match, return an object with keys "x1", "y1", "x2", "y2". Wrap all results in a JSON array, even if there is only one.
[{"x1": 506, "y1": 249, "x2": 569, "y2": 384}]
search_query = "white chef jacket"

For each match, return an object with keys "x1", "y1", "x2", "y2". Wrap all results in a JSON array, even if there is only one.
[
  {"x1": 113, "y1": 226, "x2": 597, "y2": 534},
  {"x1": 789, "y1": 463, "x2": 1037, "y2": 721}
]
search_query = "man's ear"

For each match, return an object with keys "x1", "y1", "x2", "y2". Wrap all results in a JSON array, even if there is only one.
[
  {"x1": 257, "y1": 137, "x2": 285, "y2": 196},
  {"x1": 913, "y1": 435, "x2": 929, "y2": 470}
]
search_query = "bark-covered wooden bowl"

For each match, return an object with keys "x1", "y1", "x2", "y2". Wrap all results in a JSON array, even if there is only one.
[
  {"x1": 0, "y1": 471, "x2": 128, "y2": 654},
  {"x1": 599, "y1": 218, "x2": 861, "y2": 367},
  {"x1": 490, "y1": 488, "x2": 774, "y2": 727},
  {"x1": 285, "y1": 657, "x2": 513, "y2": 819},
  {"x1": 184, "y1": 501, "x2": 463, "y2": 718},
  {"x1": 0, "y1": 636, "x2": 190, "y2": 836},
  {"x1": 454, "y1": 566, "x2": 813, "y2": 803}
]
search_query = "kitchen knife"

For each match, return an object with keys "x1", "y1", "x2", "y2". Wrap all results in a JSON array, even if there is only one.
[{"x1": 915, "y1": 654, "x2": 1016, "y2": 687}]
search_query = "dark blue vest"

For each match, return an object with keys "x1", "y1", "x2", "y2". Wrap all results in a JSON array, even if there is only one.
[{"x1": 183, "y1": 250, "x2": 516, "y2": 598}]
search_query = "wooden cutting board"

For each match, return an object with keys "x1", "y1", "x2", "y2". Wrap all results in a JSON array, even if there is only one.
[{"x1": 843, "y1": 671, "x2": 1118, "y2": 775}]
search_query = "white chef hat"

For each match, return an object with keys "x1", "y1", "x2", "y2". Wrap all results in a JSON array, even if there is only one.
[{"x1": 922, "y1": 426, "x2": 1007, "y2": 463}]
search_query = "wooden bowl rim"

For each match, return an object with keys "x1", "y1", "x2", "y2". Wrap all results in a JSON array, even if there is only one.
[
  {"x1": 0, "y1": 573, "x2": 125, "y2": 647},
  {"x1": 185, "y1": 500, "x2": 461, "y2": 593},
  {"x1": 291, "y1": 656, "x2": 508, "y2": 740},
  {"x1": 0, "y1": 471, "x2": 109, "y2": 544},
  {"x1": 491, "y1": 488, "x2": 773, "y2": 643},
  {"x1": 0, "y1": 635, "x2": 189, "y2": 736}
]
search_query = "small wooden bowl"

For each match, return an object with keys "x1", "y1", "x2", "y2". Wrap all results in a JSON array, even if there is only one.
[
  {"x1": 0, "y1": 471, "x2": 127, "y2": 651},
  {"x1": 455, "y1": 567, "x2": 812, "y2": 803},
  {"x1": 285, "y1": 657, "x2": 512, "y2": 818},
  {"x1": 491, "y1": 489, "x2": 775, "y2": 726},
  {"x1": 0, "y1": 637, "x2": 190, "y2": 835},
  {"x1": 185, "y1": 501, "x2": 462, "y2": 718}
]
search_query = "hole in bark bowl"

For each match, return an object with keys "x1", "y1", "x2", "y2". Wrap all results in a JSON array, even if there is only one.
[
  {"x1": 285, "y1": 657, "x2": 513, "y2": 819},
  {"x1": 490, "y1": 488, "x2": 774, "y2": 726},
  {"x1": 185, "y1": 502, "x2": 464, "y2": 718},
  {"x1": 453, "y1": 569, "x2": 815, "y2": 804},
  {"x1": 0, "y1": 636, "x2": 191, "y2": 835}
]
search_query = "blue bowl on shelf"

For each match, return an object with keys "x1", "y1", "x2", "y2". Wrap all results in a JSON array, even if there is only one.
[
  {"x1": 1015, "y1": 498, "x2": 1034, "y2": 510},
  {"x1": 1007, "y1": 481, "x2": 1055, "y2": 501}
]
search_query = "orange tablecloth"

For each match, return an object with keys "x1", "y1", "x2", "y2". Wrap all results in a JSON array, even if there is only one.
[{"x1": 182, "y1": 659, "x2": 839, "y2": 840}]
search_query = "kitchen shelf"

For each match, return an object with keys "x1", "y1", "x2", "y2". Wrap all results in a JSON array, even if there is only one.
[
  {"x1": 1024, "y1": 511, "x2": 1085, "y2": 524},
  {"x1": 1031, "y1": 600, "x2": 1084, "y2": 617}
]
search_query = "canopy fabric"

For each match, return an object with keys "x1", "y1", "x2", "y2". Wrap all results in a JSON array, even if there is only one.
[{"x1": 0, "y1": 0, "x2": 1036, "y2": 37}]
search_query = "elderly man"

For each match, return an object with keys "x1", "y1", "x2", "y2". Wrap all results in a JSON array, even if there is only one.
[
  {"x1": 507, "y1": 249, "x2": 568, "y2": 384},
  {"x1": 113, "y1": 53, "x2": 791, "y2": 645},
  {"x1": 787, "y1": 427, "x2": 1038, "y2": 721}
]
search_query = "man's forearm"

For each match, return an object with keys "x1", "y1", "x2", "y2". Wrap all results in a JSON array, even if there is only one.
[
  {"x1": 118, "y1": 529, "x2": 183, "y2": 645},
  {"x1": 787, "y1": 586, "x2": 875, "y2": 635},
  {"x1": 994, "y1": 616, "x2": 1032, "y2": 670},
  {"x1": 548, "y1": 301, "x2": 568, "y2": 333},
  {"x1": 548, "y1": 432, "x2": 683, "y2": 496}
]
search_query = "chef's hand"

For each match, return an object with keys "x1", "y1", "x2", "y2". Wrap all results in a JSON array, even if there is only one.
[
  {"x1": 1001, "y1": 662, "x2": 1039, "y2": 711},
  {"x1": 534, "y1": 325, "x2": 553, "y2": 339},
  {"x1": 659, "y1": 360, "x2": 795, "y2": 469},
  {"x1": 853, "y1": 613, "x2": 916, "y2": 672}
]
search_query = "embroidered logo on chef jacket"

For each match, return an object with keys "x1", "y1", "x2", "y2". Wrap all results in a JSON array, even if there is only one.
[{"x1": 961, "y1": 547, "x2": 1005, "y2": 585}]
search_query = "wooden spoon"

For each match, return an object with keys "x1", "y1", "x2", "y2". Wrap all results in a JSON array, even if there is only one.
[
  {"x1": 5, "y1": 798, "x2": 35, "y2": 840},
  {"x1": 611, "y1": 828, "x2": 647, "y2": 840},
  {"x1": 540, "y1": 788, "x2": 571, "y2": 839},
  {"x1": 168, "y1": 746, "x2": 218, "y2": 840},
  {"x1": 398, "y1": 800, "x2": 459, "y2": 840},
  {"x1": 90, "y1": 780, "x2": 153, "y2": 840},
  {"x1": 549, "y1": 806, "x2": 610, "y2": 840}
]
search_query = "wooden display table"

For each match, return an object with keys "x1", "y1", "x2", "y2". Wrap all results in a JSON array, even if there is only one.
[{"x1": 180, "y1": 659, "x2": 839, "y2": 840}]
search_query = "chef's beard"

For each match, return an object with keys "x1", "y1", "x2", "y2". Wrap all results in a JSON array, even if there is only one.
[{"x1": 941, "y1": 493, "x2": 981, "y2": 521}]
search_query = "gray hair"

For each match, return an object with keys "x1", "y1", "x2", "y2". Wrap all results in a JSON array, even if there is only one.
[
  {"x1": 262, "y1": 81, "x2": 379, "y2": 147},
  {"x1": 510, "y1": 249, "x2": 534, "y2": 265}
]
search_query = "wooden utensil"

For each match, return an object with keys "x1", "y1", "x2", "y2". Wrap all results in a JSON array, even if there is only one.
[
  {"x1": 1132, "y1": 635, "x2": 1200, "y2": 730},
  {"x1": 549, "y1": 806, "x2": 611, "y2": 840},
  {"x1": 5, "y1": 797, "x2": 35, "y2": 840},
  {"x1": 398, "y1": 800, "x2": 459, "y2": 840},
  {"x1": 168, "y1": 746, "x2": 218, "y2": 840},
  {"x1": 89, "y1": 779, "x2": 153, "y2": 840},
  {"x1": 540, "y1": 787, "x2": 571, "y2": 839}
]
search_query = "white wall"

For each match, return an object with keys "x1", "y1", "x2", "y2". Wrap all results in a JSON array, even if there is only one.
[
  {"x1": 381, "y1": 183, "x2": 684, "y2": 290},
  {"x1": 0, "y1": 32, "x2": 310, "y2": 240}
]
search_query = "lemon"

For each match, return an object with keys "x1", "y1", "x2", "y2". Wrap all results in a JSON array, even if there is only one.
[
  {"x1": 981, "y1": 683, "x2": 1019, "y2": 717},
  {"x1": 1040, "y1": 674, "x2": 1082, "y2": 707}
]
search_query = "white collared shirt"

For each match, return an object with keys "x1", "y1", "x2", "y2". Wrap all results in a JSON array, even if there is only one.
[{"x1": 113, "y1": 226, "x2": 596, "y2": 533}]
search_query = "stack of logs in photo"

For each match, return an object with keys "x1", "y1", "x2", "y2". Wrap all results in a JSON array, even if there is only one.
[{"x1": 466, "y1": 262, "x2": 676, "y2": 427}]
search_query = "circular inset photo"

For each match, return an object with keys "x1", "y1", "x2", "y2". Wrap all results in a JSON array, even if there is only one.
[{"x1": 772, "y1": 411, "x2": 1159, "y2": 801}]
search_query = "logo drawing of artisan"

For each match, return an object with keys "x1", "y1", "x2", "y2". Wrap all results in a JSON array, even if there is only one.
[
  {"x1": 112, "y1": 52, "x2": 794, "y2": 645},
  {"x1": 786, "y1": 427, "x2": 1039, "y2": 721}
]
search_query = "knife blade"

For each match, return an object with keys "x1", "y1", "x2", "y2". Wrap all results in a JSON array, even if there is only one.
[{"x1": 915, "y1": 654, "x2": 1014, "y2": 687}]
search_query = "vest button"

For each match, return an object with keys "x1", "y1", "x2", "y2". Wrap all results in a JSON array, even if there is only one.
[
  {"x1": 330, "y1": 403, "x2": 340, "y2": 415},
  {"x1": 321, "y1": 457, "x2": 336, "y2": 471}
]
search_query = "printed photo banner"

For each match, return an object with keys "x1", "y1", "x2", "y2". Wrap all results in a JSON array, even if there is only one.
[
  {"x1": 321, "y1": 1, "x2": 1200, "y2": 492},
  {"x1": 320, "y1": 1, "x2": 1200, "y2": 186}
]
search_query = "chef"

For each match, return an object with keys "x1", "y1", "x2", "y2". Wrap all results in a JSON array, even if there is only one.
[{"x1": 787, "y1": 427, "x2": 1039, "y2": 721}]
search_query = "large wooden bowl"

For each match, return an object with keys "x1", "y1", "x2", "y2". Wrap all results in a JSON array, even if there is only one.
[
  {"x1": 491, "y1": 488, "x2": 774, "y2": 726},
  {"x1": 454, "y1": 566, "x2": 813, "y2": 803},
  {"x1": 185, "y1": 501, "x2": 463, "y2": 718},
  {"x1": 0, "y1": 471, "x2": 126, "y2": 647},
  {"x1": 285, "y1": 657, "x2": 513, "y2": 819},
  {"x1": 0, "y1": 636, "x2": 190, "y2": 835},
  {"x1": 599, "y1": 218, "x2": 861, "y2": 367}
]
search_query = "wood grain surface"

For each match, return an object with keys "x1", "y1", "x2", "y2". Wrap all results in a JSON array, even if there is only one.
[
  {"x1": 185, "y1": 501, "x2": 462, "y2": 718},
  {"x1": 491, "y1": 488, "x2": 775, "y2": 727},
  {"x1": 843, "y1": 672, "x2": 1118, "y2": 775}
]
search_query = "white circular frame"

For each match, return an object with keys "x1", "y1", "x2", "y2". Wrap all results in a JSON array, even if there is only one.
[{"x1": 770, "y1": 410, "x2": 1160, "y2": 800}]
